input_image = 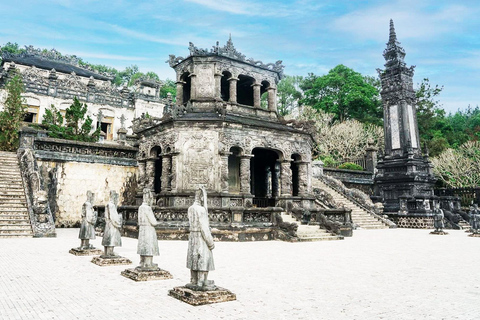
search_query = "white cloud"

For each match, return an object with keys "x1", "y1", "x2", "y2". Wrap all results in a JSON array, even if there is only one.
[
  {"x1": 73, "y1": 52, "x2": 149, "y2": 61},
  {"x1": 106, "y1": 24, "x2": 186, "y2": 46},
  {"x1": 332, "y1": 2, "x2": 473, "y2": 41}
]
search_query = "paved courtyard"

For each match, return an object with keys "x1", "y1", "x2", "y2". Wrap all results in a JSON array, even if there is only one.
[{"x1": 0, "y1": 228, "x2": 479, "y2": 320}]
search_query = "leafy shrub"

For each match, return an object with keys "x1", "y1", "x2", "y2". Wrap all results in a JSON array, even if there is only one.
[{"x1": 338, "y1": 162, "x2": 363, "y2": 171}]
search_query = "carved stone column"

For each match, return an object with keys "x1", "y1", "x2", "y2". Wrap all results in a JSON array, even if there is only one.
[
  {"x1": 252, "y1": 83, "x2": 262, "y2": 108},
  {"x1": 240, "y1": 155, "x2": 253, "y2": 194},
  {"x1": 267, "y1": 87, "x2": 277, "y2": 112},
  {"x1": 176, "y1": 81, "x2": 184, "y2": 106},
  {"x1": 220, "y1": 151, "x2": 232, "y2": 193},
  {"x1": 145, "y1": 158, "x2": 156, "y2": 191},
  {"x1": 214, "y1": 73, "x2": 222, "y2": 100},
  {"x1": 189, "y1": 73, "x2": 197, "y2": 100},
  {"x1": 228, "y1": 77, "x2": 238, "y2": 103},
  {"x1": 161, "y1": 154, "x2": 172, "y2": 192},
  {"x1": 138, "y1": 160, "x2": 146, "y2": 189},
  {"x1": 297, "y1": 161, "x2": 309, "y2": 196},
  {"x1": 280, "y1": 160, "x2": 292, "y2": 196},
  {"x1": 169, "y1": 152, "x2": 179, "y2": 192}
]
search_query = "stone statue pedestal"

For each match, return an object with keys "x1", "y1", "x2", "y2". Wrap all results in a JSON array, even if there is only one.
[
  {"x1": 430, "y1": 230, "x2": 448, "y2": 235},
  {"x1": 69, "y1": 247, "x2": 103, "y2": 256},
  {"x1": 468, "y1": 232, "x2": 480, "y2": 237},
  {"x1": 121, "y1": 266, "x2": 173, "y2": 281},
  {"x1": 168, "y1": 286, "x2": 236, "y2": 306},
  {"x1": 91, "y1": 255, "x2": 132, "y2": 266}
]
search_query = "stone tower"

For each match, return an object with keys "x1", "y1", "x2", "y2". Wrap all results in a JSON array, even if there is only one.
[{"x1": 374, "y1": 20, "x2": 436, "y2": 228}]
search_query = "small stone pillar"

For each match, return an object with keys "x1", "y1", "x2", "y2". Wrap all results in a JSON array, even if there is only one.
[
  {"x1": 228, "y1": 77, "x2": 238, "y2": 103},
  {"x1": 170, "y1": 152, "x2": 179, "y2": 192},
  {"x1": 214, "y1": 72, "x2": 222, "y2": 99},
  {"x1": 311, "y1": 160, "x2": 324, "y2": 179},
  {"x1": 117, "y1": 128, "x2": 127, "y2": 144},
  {"x1": 48, "y1": 68, "x2": 58, "y2": 96},
  {"x1": 161, "y1": 155, "x2": 171, "y2": 192},
  {"x1": 297, "y1": 161, "x2": 309, "y2": 196},
  {"x1": 189, "y1": 73, "x2": 197, "y2": 100},
  {"x1": 138, "y1": 160, "x2": 147, "y2": 190},
  {"x1": 176, "y1": 81, "x2": 185, "y2": 106},
  {"x1": 267, "y1": 87, "x2": 277, "y2": 112},
  {"x1": 87, "y1": 77, "x2": 96, "y2": 103},
  {"x1": 145, "y1": 158, "x2": 156, "y2": 192},
  {"x1": 365, "y1": 141, "x2": 378, "y2": 173},
  {"x1": 240, "y1": 155, "x2": 253, "y2": 194},
  {"x1": 252, "y1": 83, "x2": 262, "y2": 108},
  {"x1": 280, "y1": 160, "x2": 292, "y2": 196},
  {"x1": 220, "y1": 151, "x2": 232, "y2": 193}
]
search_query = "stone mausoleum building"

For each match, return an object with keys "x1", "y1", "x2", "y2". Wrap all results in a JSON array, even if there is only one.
[
  {"x1": 0, "y1": 46, "x2": 166, "y2": 141},
  {"x1": 133, "y1": 38, "x2": 316, "y2": 223}
]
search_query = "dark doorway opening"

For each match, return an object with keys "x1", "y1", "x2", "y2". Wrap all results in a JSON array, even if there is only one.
[
  {"x1": 251, "y1": 148, "x2": 279, "y2": 207},
  {"x1": 228, "y1": 147, "x2": 241, "y2": 193},
  {"x1": 291, "y1": 154, "x2": 301, "y2": 196},
  {"x1": 237, "y1": 75, "x2": 255, "y2": 106}
]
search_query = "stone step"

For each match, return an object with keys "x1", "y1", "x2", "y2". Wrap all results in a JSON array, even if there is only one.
[
  {"x1": 0, "y1": 234, "x2": 32, "y2": 238},
  {"x1": 0, "y1": 223, "x2": 32, "y2": 230},
  {"x1": 0, "y1": 208, "x2": 28, "y2": 214},
  {"x1": 0, "y1": 229, "x2": 32, "y2": 235},
  {"x1": 0, "y1": 184, "x2": 24, "y2": 189},
  {"x1": 0, "y1": 217, "x2": 29, "y2": 224},
  {"x1": 297, "y1": 235, "x2": 344, "y2": 242}
]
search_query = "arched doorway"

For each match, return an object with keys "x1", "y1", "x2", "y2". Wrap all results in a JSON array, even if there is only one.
[
  {"x1": 151, "y1": 147, "x2": 162, "y2": 194},
  {"x1": 237, "y1": 75, "x2": 255, "y2": 106},
  {"x1": 221, "y1": 71, "x2": 232, "y2": 102},
  {"x1": 180, "y1": 72, "x2": 191, "y2": 104},
  {"x1": 251, "y1": 148, "x2": 280, "y2": 207},
  {"x1": 228, "y1": 147, "x2": 241, "y2": 193},
  {"x1": 291, "y1": 154, "x2": 301, "y2": 196}
]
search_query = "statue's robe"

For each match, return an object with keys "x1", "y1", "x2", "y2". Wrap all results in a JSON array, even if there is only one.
[
  {"x1": 186, "y1": 202, "x2": 215, "y2": 271},
  {"x1": 137, "y1": 203, "x2": 159, "y2": 256},
  {"x1": 102, "y1": 201, "x2": 122, "y2": 247},
  {"x1": 78, "y1": 201, "x2": 96, "y2": 240}
]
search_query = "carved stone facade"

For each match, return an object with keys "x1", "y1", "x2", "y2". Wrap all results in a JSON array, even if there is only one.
[
  {"x1": 374, "y1": 20, "x2": 436, "y2": 223},
  {"x1": 135, "y1": 39, "x2": 315, "y2": 217},
  {"x1": 0, "y1": 46, "x2": 167, "y2": 141}
]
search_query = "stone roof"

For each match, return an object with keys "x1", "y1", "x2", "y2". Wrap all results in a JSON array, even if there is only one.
[{"x1": 1, "y1": 46, "x2": 112, "y2": 81}]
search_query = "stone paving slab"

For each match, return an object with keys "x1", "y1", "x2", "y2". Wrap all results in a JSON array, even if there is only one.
[{"x1": 0, "y1": 228, "x2": 479, "y2": 319}]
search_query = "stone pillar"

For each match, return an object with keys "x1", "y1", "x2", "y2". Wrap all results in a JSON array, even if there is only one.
[
  {"x1": 161, "y1": 155, "x2": 171, "y2": 192},
  {"x1": 170, "y1": 152, "x2": 179, "y2": 192},
  {"x1": 273, "y1": 162, "x2": 280, "y2": 198},
  {"x1": 228, "y1": 77, "x2": 238, "y2": 103},
  {"x1": 176, "y1": 81, "x2": 184, "y2": 106},
  {"x1": 252, "y1": 83, "x2": 262, "y2": 108},
  {"x1": 365, "y1": 145, "x2": 378, "y2": 173},
  {"x1": 240, "y1": 155, "x2": 253, "y2": 194},
  {"x1": 145, "y1": 158, "x2": 155, "y2": 191},
  {"x1": 214, "y1": 73, "x2": 222, "y2": 100},
  {"x1": 189, "y1": 73, "x2": 197, "y2": 100},
  {"x1": 297, "y1": 161, "x2": 308, "y2": 196},
  {"x1": 280, "y1": 160, "x2": 292, "y2": 196},
  {"x1": 138, "y1": 160, "x2": 146, "y2": 189},
  {"x1": 220, "y1": 152, "x2": 232, "y2": 193},
  {"x1": 267, "y1": 87, "x2": 277, "y2": 112}
]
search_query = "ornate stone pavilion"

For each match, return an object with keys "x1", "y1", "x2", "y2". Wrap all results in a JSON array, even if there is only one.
[
  {"x1": 0, "y1": 46, "x2": 166, "y2": 141},
  {"x1": 374, "y1": 21, "x2": 437, "y2": 228},
  {"x1": 132, "y1": 38, "x2": 316, "y2": 237}
]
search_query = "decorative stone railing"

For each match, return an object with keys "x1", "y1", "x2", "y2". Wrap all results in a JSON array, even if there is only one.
[{"x1": 319, "y1": 174, "x2": 396, "y2": 228}]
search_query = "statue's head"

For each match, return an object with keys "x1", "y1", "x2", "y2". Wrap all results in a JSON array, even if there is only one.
[
  {"x1": 110, "y1": 190, "x2": 119, "y2": 206},
  {"x1": 86, "y1": 190, "x2": 94, "y2": 203},
  {"x1": 194, "y1": 188, "x2": 202, "y2": 203},
  {"x1": 143, "y1": 188, "x2": 153, "y2": 206}
]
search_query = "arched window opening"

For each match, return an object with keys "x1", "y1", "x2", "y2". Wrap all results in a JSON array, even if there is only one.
[
  {"x1": 251, "y1": 148, "x2": 280, "y2": 207},
  {"x1": 291, "y1": 154, "x2": 301, "y2": 196},
  {"x1": 261, "y1": 80, "x2": 270, "y2": 109},
  {"x1": 152, "y1": 147, "x2": 162, "y2": 194},
  {"x1": 237, "y1": 75, "x2": 255, "y2": 106},
  {"x1": 181, "y1": 72, "x2": 191, "y2": 104},
  {"x1": 228, "y1": 147, "x2": 241, "y2": 193},
  {"x1": 221, "y1": 71, "x2": 232, "y2": 102}
]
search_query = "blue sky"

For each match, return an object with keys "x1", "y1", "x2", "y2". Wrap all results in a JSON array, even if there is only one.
[{"x1": 0, "y1": 0, "x2": 479, "y2": 113}]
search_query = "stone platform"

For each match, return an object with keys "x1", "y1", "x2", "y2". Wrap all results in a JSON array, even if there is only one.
[
  {"x1": 91, "y1": 255, "x2": 132, "y2": 266},
  {"x1": 121, "y1": 267, "x2": 173, "y2": 281},
  {"x1": 169, "y1": 286, "x2": 236, "y2": 306},
  {"x1": 468, "y1": 233, "x2": 480, "y2": 237},
  {"x1": 430, "y1": 230, "x2": 449, "y2": 235},
  {"x1": 69, "y1": 247, "x2": 103, "y2": 256}
]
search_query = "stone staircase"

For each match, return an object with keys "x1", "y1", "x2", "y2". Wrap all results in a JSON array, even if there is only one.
[
  {"x1": 280, "y1": 212, "x2": 343, "y2": 241},
  {"x1": 0, "y1": 151, "x2": 33, "y2": 238},
  {"x1": 313, "y1": 179, "x2": 389, "y2": 230}
]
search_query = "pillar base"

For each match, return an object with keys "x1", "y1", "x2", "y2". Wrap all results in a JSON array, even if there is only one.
[
  {"x1": 121, "y1": 267, "x2": 173, "y2": 281},
  {"x1": 168, "y1": 286, "x2": 236, "y2": 306}
]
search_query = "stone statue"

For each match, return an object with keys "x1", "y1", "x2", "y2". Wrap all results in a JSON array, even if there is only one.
[
  {"x1": 186, "y1": 186, "x2": 215, "y2": 291},
  {"x1": 470, "y1": 204, "x2": 480, "y2": 234},
  {"x1": 137, "y1": 188, "x2": 159, "y2": 270},
  {"x1": 78, "y1": 191, "x2": 97, "y2": 249},
  {"x1": 101, "y1": 190, "x2": 122, "y2": 257},
  {"x1": 431, "y1": 202, "x2": 446, "y2": 234}
]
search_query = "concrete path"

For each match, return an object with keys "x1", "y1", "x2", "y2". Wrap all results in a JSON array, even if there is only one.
[{"x1": 0, "y1": 228, "x2": 479, "y2": 319}]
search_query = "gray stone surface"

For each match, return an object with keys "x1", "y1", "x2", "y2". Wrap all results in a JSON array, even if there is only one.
[
  {"x1": 1, "y1": 228, "x2": 480, "y2": 319},
  {"x1": 169, "y1": 286, "x2": 236, "y2": 306},
  {"x1": 121, "y1": 268, "x2": 173, "y2": 282}
]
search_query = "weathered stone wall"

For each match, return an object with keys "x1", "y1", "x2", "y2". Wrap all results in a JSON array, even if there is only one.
[
  {"x1": 323, "y1": 168, "x2": 374, "y2": 195},
  {"x1": 38, "y1": 160, "x2": 137, "y2": 227}
]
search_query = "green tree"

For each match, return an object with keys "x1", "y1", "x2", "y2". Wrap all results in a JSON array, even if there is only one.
[
  {"x1": 0, "y1": 73, "x2": 26, "y2": 151},
  {"x1": 276, "y1": 75, "x2": 302, "y2": 116},
  {"x1": 160, "y1": 79, "x2": 177, "y2": 99},
  {"x1": 301, "y1": 65, "x2": 382, "y2": 125},
  {"x1": 42, "y1": 98, "x2": 100, "y2": 142}
]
